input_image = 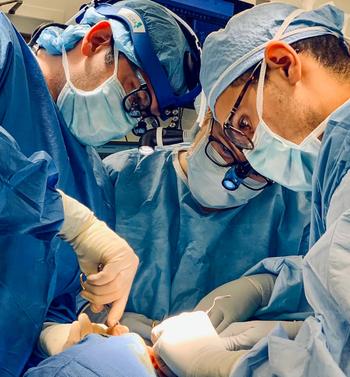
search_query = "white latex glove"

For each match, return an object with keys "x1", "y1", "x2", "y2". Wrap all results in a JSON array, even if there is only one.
[
  {"x1": 152, "y1": 311, "x2": 247, "y2": 377},
  {"x1": 220, "y1": 320, "x2": 303, "y2": 351},
  {"x1": 58, "y1": 190, "x2": 139, "y2": 326},
  {"x1": 195, "y1": 274, "x2": 276, "y2": 334}
]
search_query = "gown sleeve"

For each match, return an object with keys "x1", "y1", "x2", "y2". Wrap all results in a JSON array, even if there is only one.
[{"x1": 0, "y1": 126, "x2": 63, "y2": 240}]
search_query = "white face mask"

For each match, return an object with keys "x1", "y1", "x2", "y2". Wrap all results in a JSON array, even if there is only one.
[
  {"x1": 186, "y1": 131, "x2": 265, "y2": 209},
  {"x1": 57, "y1": 47, "x2": 137, "y2": 146}
]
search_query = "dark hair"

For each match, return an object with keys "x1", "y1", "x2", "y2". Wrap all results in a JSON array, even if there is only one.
[{"x1": 232, "y1": 34, "x2": 350, "y2": 86}]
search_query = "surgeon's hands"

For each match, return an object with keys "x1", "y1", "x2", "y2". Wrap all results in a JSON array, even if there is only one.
[
  {"x1": 39, "y1": 313, "x2": 129, "y2": 356},
  {"x1": 195, "y1": 274, "x2": 276, "y2": 333},
  {"x1": 64, "y1": 313, "x2": 129, "y2": 351},
  {"x1": 58, "y1": 190, "x2": 139, "y2": 326},
  {"x1": 152, "y1": 311, "x2": 247, "y2": 377},
  {"x1": 220, "y1": 320, "x2": 303, "y2": 351}
]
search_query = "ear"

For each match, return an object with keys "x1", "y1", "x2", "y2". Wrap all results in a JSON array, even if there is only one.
[
  {"x1": 264, "y1": 41, "x2": 301, "y2": 85},
  {"x1": 81, "y1": 21, "x2": 113, "y2": 56}
]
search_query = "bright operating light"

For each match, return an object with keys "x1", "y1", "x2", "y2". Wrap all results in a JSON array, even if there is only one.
[{"x1": 139, "y1": 145, "x2": 154, "y2": 156}]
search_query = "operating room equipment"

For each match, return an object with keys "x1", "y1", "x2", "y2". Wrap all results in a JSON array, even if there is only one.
[
  {"x1": 138, "y1": 127, "x2": 193, "y2": 156},
  {"x1": 136, "y1": 91, "x2": 206, "y2": 155},
  {"x1": 0, "y1": 0, "x2": 22, "y2": 14}
]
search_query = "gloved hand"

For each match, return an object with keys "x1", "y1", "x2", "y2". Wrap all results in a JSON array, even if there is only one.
[
  {"x1": 39, "y1": 313, "x2": 129, "y2": 356},
  {"x1": 220, "y1": 320, "x2": 303, "y2": 351},
  {"x1": 152, "y1": 311, "x2": 247, "y2": 377},
  {"x1": 195, "y1": 274, "x2": 276, "y2": 333},
  {"x1": 58, "y1": 190, "x2": 139, "y2": 326},
  {"x1": 121, "y1": 312, "x2": 156, "y2": 343}
]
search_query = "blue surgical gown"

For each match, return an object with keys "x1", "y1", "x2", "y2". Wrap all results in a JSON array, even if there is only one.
[
  {"x1": 104, "y1": 146, "x2": 311, "y2": 320},
  {"x1": 0, "y1": 13, "x2": 114, "y2": 375},
  {"x1": 0, "y1": 126, "x2": 63, "y2": 239},
  {"x1": 230, "y1": 99, "x2": 350, "y2": 377}
]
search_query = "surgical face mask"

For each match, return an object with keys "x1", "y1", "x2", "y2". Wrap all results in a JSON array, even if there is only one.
[
  {"x1": 243, "y1": 60, "x2": 326, "y2": 192},
  {"x1": 243, "y1": 9, "x2": 327, "y2": 192},
  {"x1": 187, "y1": 133, "x2": 264, "y2": 209},
  {"x1": 57, "y1": 47, "x2": 137, "y2": 146}
]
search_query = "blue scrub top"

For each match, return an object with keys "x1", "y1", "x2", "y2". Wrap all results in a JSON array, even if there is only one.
[
  {"x1": 0, "y1": 13, "x2": 115, "y2": 375},
  {"x1": 229, "y1": 101, "x2": 350, "y2": 377}
]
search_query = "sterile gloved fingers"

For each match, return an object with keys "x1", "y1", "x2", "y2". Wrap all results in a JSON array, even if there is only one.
[
  {"x1": 81, "y1": 282, "x2": 132, "y2": 327},
  {"x1": 39, "y1": 314, "x2": 112, "y2": 356},
  {"x1": 152, "y1": 312, "x2": 248, "y2": 377},
  {"x1": 195, "y1": 274, "x2": 276, "y2": 333},
  {"x1": 152, "y1": 311, "x2": 226, "y2": 377},
  {"x1": 80, "y1": 302, "x2": 110, "y2": 324},
  {"x1": 58, "y1": 190, "x2": 139, "y2": 326},
  {"x1": 220, "y1": 320, "x2": 303, "y2": 351}
]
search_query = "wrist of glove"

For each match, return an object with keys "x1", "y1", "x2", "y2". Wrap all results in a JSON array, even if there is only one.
[
  {"x1": 39, "y1": 322, "x2": 73, "y2": 356},
  {"x1": 152, "y1": 311, "x2": 246, "y2": 377},
  {"x1": 58, "y1": 189, "x2": 137, "y2": 275},
  {"x1": 220, "y1": 320, "x2": 303, "y2": 351},
  {"x1": 39, "y1": 321, "x2": 109, "y2": 356}
]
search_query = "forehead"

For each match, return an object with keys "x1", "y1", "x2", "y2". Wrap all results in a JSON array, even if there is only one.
[{"x1": 214, "y1": 84, "x2": 243, "y2": 124}]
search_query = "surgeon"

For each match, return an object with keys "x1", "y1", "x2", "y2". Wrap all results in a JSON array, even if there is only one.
[
  {"x1": 152, "y1": 2, "x2": 350, "y2": 376},
  {"x1": 0, "y1": 0, "x2": 199, "y2": 374},
  {"x1": 102, "y1": 106, "x2": 311, "y2": 321}
]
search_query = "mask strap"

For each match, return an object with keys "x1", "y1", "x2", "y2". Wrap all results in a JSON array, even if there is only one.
[
  {"x1": 197, "y1": 91, "x2": 208, "y2": 128},
  {"x1": 274, "y1": 9, "x2": 305, "y2": 40},
  {"x1": 61, "y1": 46, "x2": 73, "y2": 86},
  {"x1": 310, "y1": 115, "x2": 329, "y2": 139},
  {"x1": 112, "y1": 43, "x2": 119, "y2": 77},
  {"x1": 257, "y1": 9, "x2": 305, "y2": 120},
  {"x1": 256, "y1": 61, "x2": 267, "y2": 119}
]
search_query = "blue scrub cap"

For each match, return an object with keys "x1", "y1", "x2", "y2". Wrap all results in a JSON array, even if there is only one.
[
  {"x1": 200, "y1": 3, "x2": 345, "y2": 117},
  {"x1": 36, "y1": 0, "x2": 190, "y2": 95}
]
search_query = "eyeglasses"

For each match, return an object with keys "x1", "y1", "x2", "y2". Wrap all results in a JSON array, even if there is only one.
[
  {"x1": 205, "y1": 119, "x2": 237, "y2": 168},
  {"x1": 122, "y1": 70, "x2": 160, "y2": 130},
  {"x1": 122, "y1": 71, "x2": 153, "y2": 117},
  {"x1": 222, "y1": 62, "x2": 262, "y2": 150},
  {"x1": 205, "y1": 118, "x2": 272, "y2": 191}
]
